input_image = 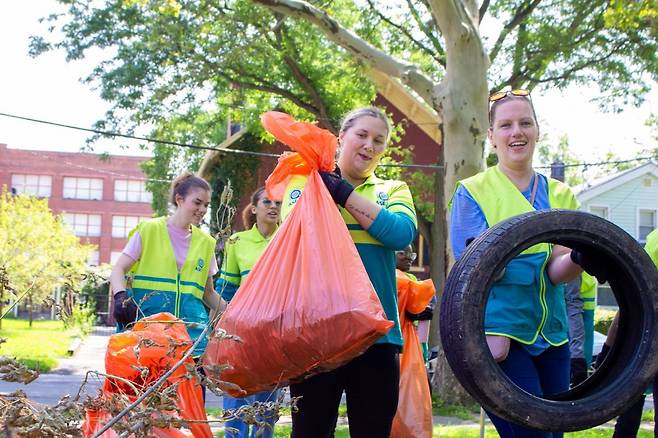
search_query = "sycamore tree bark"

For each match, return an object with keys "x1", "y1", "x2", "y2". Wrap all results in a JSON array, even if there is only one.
[{"x1": 252, "y1": 0, "x2": 489, "y2": 404}]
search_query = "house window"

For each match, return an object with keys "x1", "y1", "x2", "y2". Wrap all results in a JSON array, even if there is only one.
[
  {"x1": 63, "y1": 213, "x2": 102, "y2": 237},
  {"x1": 639, "y1": 209, "x2": 657, "y2": 243},
  {"x1": 589, "y1": 206, "x2": 609, "y2": 220},
  {"x1": 62, "y1": 177, "x2": 103, "y2": 200},
  {"x1": 11, "y1": 174, "x2": 52, "y2": 197},
  {"x1": 88, "y1": 251, "x2": 100, "y2": 266},
  {"x1": 112, "y1": 215, "x2": 148, "y2": 238},
  {"x1": 114, "y1": 179, "x2": 152, "y2": 203}
]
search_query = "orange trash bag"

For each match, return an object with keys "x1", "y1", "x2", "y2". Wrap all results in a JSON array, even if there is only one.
[
  {"x1": 81, "y1": 312, "x2": 212, "y2": 438},
  {"x1": 203, "y1": 111, "x2": 393, "y2": 397},
  {"x1": 392, "y1": 271, "x2": 435, "y2": 438}
]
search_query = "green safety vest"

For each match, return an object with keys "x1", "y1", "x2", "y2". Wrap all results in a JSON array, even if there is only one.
[
  {"x1": 128, "y1": 217, "x2": 216, "y2": 356},
  {"x1": 457, "y1": 165, "x2": 579, "y2": 345},
  {"x1": 646, "y1": 228, "x2": 658, "y2": 267},
  {"x1": 580, "y1": 272, "x2": 597, "y2": 311}
]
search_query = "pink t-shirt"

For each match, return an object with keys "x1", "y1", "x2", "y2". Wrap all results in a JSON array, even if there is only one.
[{"x1": 122, "y1": 222, "x2": 218, "y2": 277}]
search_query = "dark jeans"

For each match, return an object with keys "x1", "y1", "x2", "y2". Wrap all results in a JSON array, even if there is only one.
[
  {"x1": 613, "y1": 374, "x2": 658, "y2": 437},
  {"x1": 487, "y1": 342, "x2": 571, "y2": 438},
  {"x1": 290, "y1": 343, "x2": 400, "y2": 438}
]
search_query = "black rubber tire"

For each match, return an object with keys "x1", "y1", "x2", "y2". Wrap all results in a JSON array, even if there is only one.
[{"x1": 440, "y1": 209, "x2": 658, "y2": 431}]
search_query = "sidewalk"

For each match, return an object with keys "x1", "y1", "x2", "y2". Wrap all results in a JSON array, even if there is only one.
[{"x1": 0, "y1": 326, "x2": 222, "y2": 407}]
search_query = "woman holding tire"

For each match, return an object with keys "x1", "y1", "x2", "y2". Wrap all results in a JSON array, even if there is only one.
[{"x1": 449, "y1": 90, "x2": 599, "y2": 438}]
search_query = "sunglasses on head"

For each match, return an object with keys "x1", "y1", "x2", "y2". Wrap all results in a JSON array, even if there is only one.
[{"x1": 489, "y1": 89, "x2": 530, "y2": 103}]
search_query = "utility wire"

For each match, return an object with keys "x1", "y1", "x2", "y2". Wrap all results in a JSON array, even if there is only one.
[
  {"x1": 1, "y1": 111, "x2": 654, "y2": 171},
  {"x1": 0, "y1": 111, "x2": 444, "y2": 169}
]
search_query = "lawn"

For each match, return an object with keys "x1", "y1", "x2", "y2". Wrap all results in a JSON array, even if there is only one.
[
  {"x1": 0, "y1": 319, "x2": 78, "y2": 372},
  {"x1": 211, "y1": 419, "x2": 655, "y2": 437}
]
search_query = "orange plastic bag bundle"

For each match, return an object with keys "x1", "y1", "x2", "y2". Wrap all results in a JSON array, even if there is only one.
[
  {"x1": 203, "y1": 111, "x2": 393, "y2": 396},
  {"x1": 82, "y1": 312, "x2": 212, "y2": 438},
  {"x1": 392, "y1": 271, "x2": 435, "y2": 438}
]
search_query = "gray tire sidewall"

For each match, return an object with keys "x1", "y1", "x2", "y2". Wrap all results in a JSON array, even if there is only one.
[{"x1": 440, "y1": 209, "x2": 658, "y2": 431}]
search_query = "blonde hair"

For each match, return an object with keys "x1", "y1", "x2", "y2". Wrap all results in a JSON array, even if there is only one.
[{"x1": 339, "y1": 107, "x2": 392, "y2": 142}]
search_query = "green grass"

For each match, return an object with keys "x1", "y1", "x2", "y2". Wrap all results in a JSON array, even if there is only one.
[
  {"x1": 215, "y1": 423, "x2": 655, "y2": 437},
  {"x1": 642, "y1": 409, "x2": 655, "y2": 422},
  {"x1": 432, "y1": 395, "x2": 480, "y2": 420},
  {"x1": 0, "y1": 319, "x2": 78, "y2": 372}
]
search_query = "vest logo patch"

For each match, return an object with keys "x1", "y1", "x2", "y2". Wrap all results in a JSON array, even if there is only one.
[
  {"x1": 376, "y1": 191, "x2": 389, "y2": 206},
  {"x1": 289, "y1": 189, "x2": 302, "y2": 206},
  {"x1": 195, "y1": 258, "x2": 205, "y2": 272}
]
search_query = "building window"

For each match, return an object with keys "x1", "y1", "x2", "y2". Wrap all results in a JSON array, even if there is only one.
[
  {"x1": 62, "y1": 177, "x2": 103, "y2": 200},
  {"x1": 63, "y1": 213, "x2": 102, "y2": 237},
  {"x1": 589, "y1": 206, "x2": 609, "y2": 220},
  {"x1": 639, "y1": 209, "x2": 657, "y2": 243},
  {"x1": 11, "y1": 174, "x2": 52, "y2": 197},
  {"x1": 112, "y1": 215, "x2": 148, "y2": 238},
  {"x1": 88, "y1": 251, "x2": 100, "y2": 266},
  {"x1": 114, "y1": 179, "x2": 152, "y2": 203}
]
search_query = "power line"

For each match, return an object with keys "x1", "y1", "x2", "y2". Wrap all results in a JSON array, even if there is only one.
[
  {"x1": 535, "y1": 155, "x2": 658, "y2": 169},
  {"x1": 0, "y1": 111, "x2": 443, "y2": 169}
]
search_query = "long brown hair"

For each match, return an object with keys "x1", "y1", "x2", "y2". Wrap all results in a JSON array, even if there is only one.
[
  {"x1": 170, "y1": 171, "x2": 211, "y2": 207},
  {"x1": 241, "y1": 187, "x2": 266, "y2": 230}
]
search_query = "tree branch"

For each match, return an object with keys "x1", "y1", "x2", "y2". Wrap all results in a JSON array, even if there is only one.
[
  {"x1": 365, "y1": 0, "x2": 445, "y2": 67},
  {"x1": 274, "y1": 20, "x2": 336, "y2": 132},
  {"x1": 478, "y1": 0, "x2": 490, "y2": 23},
  {"x1": 406, "y1": 0, "x2": 446, "y2": 64},
  {"x1": 251, "y1": 0, "x2": 436, "y2": 106},
  {"x1": 488, "y1": 0, "x2": 542, "y2": 64}
]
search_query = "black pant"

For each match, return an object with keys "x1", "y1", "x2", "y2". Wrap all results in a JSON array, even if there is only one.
[
  {"x1": 290, "y1": 343, "x2": 400, "y2": 438},
  {"x1": 613, "y1": 373, "x2": 658, "y2": 437}
]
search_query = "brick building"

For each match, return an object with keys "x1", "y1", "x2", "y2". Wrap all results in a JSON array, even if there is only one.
[{"x1": 0, "y1": 143, "x2": 154, "y2": 265}]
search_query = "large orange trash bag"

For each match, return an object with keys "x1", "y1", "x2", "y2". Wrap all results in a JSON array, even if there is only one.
[
  {"x1": 81, "y1": 312, "x2": 212, "y2": 438},
  {"x1": 391, "y1": 271, "x2": 435, "y2": 438},
  {"x1": 203, "y1": 111, "x2": 393, "y2": 396}
]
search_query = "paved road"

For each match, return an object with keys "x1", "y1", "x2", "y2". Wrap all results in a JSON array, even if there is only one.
[{"x1": 0, "y1": 326, "x2": 222, "y2": 408}]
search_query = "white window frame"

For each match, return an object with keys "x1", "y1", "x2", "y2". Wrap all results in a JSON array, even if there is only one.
[
  {"x1": 112, "y1": 215, "x2": 148, "y2": 238},
  {"x1": 637, "y1": 208, "x2": 658, "y2": 244},
  {"x1": 10, "y1": 174, "x2": 52, "y2": 197},
  {"x1": 62, "y1": 177, "x2": 104, "y2": 200},
  {"x1": 114, "y1": 179, "x2": 152, "y2": 203},
  {"x1": 588, "y1": 204, "x2": 610, "y2": 220},
  {"x1": 63, "y1": 213, "x2": 102, "y2": 237}
]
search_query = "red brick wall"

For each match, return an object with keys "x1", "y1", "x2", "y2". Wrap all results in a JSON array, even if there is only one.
[{"x1": 0, "y1": 143, "x2": 153, "y2": 264}]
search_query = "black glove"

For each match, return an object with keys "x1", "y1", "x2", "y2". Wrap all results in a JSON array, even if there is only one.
[
  {"x1": 593, "y1": 343, "x2": 611, "y2": 370},
  {"x1": 319, "y1": 168, "x2": 354, "y2": 207},
  {"x1": 570, "y1": 357, "x2": 588, "y2": 387},
  {"x1": 113, "y1": 290, "x2": 138, "y2": 327},
  {"x1": 570, "y1": 246, "x2": 608, "y2": 284},
  {"x1": 406, "y1": 306, "x2": 434, "y2": 322}
]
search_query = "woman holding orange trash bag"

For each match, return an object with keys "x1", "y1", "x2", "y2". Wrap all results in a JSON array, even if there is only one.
[
  {"x1": 280, "y1": 107, "x2": 417, "y2": 438},
  {"x1": 215, "y1": 187, "x2": 282, "y2": 438}
]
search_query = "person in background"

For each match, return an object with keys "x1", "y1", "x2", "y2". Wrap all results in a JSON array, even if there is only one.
[
  {"x1": 215, "y1": 187, "x2": 282, "y2": 438},
  {"x1": 596, "y1": 228, "x2": 658, "y2": 437},
  {"x1": 395, "y1": 244, "x2": 435, "y2": 362},
  {"x1": 281, "y1": 106, "x2": 417, "y2": 438},
  {"x1": 109, "y1": 171, "x2": 222, "y2": 395},
  {"x1": 449, "y1": 89, "x2": 604, "y2": 438},
  {"x1": 565, "y1": 276, "x2": 588, "y2": 386}
]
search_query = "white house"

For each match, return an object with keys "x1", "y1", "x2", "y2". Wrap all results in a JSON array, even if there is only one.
[
  {"x1": 575, "y1": 161, "x2": 658, "y2": 306},
  {"x1": 576, "y1": 160, "x2": 658, "y2": 244}
]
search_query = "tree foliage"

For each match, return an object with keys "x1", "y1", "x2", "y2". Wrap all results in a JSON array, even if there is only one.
[{"x1": 0, "y1": 192, "x2": 94, "y2": 325}]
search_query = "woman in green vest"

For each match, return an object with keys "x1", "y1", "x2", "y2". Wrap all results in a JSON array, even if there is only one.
[
  {"x1": 109, "y1": 171, "x2": 222, "y2": 358},
  {"x1": 214, "y1": 187, "x2": 281, "y2": 438},
  {"x1": 450, "y1": 90, "x2": 596, "y2": 438}
]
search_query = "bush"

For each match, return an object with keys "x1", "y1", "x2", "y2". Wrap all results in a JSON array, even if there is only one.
[{"x1": 594, "y1": 308, "x2": 617, "y2": 335}]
